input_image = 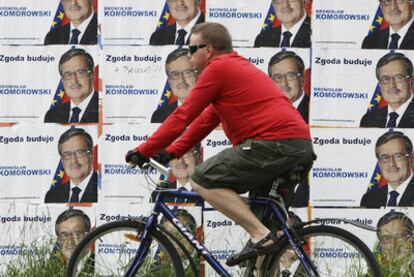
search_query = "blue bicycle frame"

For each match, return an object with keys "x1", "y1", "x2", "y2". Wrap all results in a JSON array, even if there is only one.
[{"x1": 123, "y1": 187, "x2": 318, "y2": 277}]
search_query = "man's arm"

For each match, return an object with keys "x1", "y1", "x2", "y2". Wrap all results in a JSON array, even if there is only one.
[
  {"x1": 167, "y1": 105, "x2": 220, "y2": 157},
  {"x1": 137, "y1": 64, "x2": 222, "y2": 157}
]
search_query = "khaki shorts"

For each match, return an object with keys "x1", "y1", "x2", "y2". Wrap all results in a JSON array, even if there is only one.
[{"x1": 191, "y1": 138, "x2": 315, "y2": 194}]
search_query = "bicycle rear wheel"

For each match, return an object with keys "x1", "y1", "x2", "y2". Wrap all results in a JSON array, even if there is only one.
[
  {"x1": 262, "y1": 225, "x2": 381, "y2": 277},
  {"x1": 66, "y1": 220, "x2": 184, "y2": 277}
]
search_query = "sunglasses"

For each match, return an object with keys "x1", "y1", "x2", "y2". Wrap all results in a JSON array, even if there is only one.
[{"x1": 188, "y1": 44, "x2": 207, "y2": 55}]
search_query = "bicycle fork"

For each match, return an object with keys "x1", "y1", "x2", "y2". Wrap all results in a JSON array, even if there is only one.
[
  {"x1": 264, "y1": 200, "x2": 319, "y2": 277},
  {"x1": 284, "y1": 228, "x2": 319, "y2": 277},
  {"x1": 123, "y1": 215, "x2": 157, "y2": 277}
]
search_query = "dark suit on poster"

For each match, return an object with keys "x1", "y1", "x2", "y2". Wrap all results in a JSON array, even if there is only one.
[
  {"x1": 44, "y1": 92, "x2": 99, "y2": 123},
  {"x1": 44, "y1": 13, "x2": 98, "y2": 45},
  {"x1": 290, "y1": 181, "x2": 309, "y2": 208},
  {"x1": 360, "y1": 176, "x2": 414, "y2": 208},
  {"x1": 297, "y1": 94, "x2": 309, "y2": 123},
  {"x1": 149, "y1": 14, "x2": 205, "y2": 45},
  {"x1": 151, "y1": 102, "x2": 178, "y2": 123},
  {"x1": 359, "y1": 99, "x2": 414, "y2": 128},
  {"x1": 44, "y1": 172, "x2": 98, "y2": 203},
  {"x1": 361, "y1": 21, "x2": 414, "y2": 49},
  {"x1": 254, "y1": 17, "x2": 311, "y2": 48}
]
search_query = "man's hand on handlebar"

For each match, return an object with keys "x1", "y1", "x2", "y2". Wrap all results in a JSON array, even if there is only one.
[
  {"x1": 125, "y1": 149, "x2": 176, "y2": 167},
  {"x1": 125, "y1": 150, "x2": 149, "y2": 168},
  {"x1": 152, "y1": 150, "x2": 176, "y2": 165}
]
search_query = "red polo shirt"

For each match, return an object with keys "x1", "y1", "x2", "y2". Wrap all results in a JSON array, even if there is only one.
[{"x1": 138, "y1": 51, "x2": 310, "y2": 157}]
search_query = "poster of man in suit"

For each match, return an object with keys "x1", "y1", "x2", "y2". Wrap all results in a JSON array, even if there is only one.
[
  {"x1": 150, "y1": 144, "x2": 202, "y2": 203},
  {"x1": 151, "y1": 48, "x2": 198, "y2": 123},
  {"x1": 45, "y1": 128, "x2": 98, "y2": 203},
  {"x1": 267, "y1": 50, "x2": 309, "y2": 207},
  {"x1": 375, "y1": 211, "x2": 414, "y2": 273},
  {"x1": 54, "y1": 208, "x2": 92, "y2": 263},
  {"x1": 254, "y1": 0, "x2": 310, "y2": 48},
  {"x1": 360, "y1": 131, "x2": 414, "y2": 208},
  {"x1": 267, "y1": 50, "x2": 309, "y2": 122},
  {"x1": 44, "y1": 48, "x2": 98, "y2": 124},
  {"x1": 360, "y1": 52, "x2": 414, "y2": 128},
  {"x1": 44, "y1": 0, "x2": 97, "y2": 45},
  {"x1": 150, "y1": 0, "x2": 205, "y2": 45},
  {"x1": 362, "y1": 0, "x2": 414, "y2": 50}
]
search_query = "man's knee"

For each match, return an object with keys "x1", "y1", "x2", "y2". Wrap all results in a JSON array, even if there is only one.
[{"x1": 190, "y1": 180, "x2": 203, "y2": 193}]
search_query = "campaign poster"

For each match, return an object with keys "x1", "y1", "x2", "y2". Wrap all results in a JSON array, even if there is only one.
[
  {"x1": 0, "y1": 124, "x2": 99, "y2": 203},
  {"x1": 202, "y1": 129, "x2": 231, "y2": 160},
  {"x1": 237, "y1": 47, "x2": 310, "y2": 75},
  {"x1": 237, "y1": 47, "x2": 311, "y2": 109},
  {"x1": 0, "y1": 1, "x2": 98, "y2": 45},
  {"x1": 310, "y1": 48, "x2": 414, "y2": 127},
  {"x1": 311, "y1": 208, "x2": 414, "y2": 275},
  {"x1": 99, "y1": 123, "x2": 163, "y2": 203},
  {"x1": 206, "y1": 0, "x2": 270, "y2": 47},
  {"x1": 94, "y1": 203, "x2": 203, "y2": 276},
  {"x1": 101, "y1": 45, "x2": 176, "y2": 123},
  {"x1": 0, "y1": 203, "x2": 53, "y2": 272},
  {"x1": 310, "y1": 127, "x2": 414, "y2": 207},
  {"x1": 203, "y1": 209, "x2": 247, "y2": 276},
  {"x1": 313, "y1": 0, "x2": 380, "y2": 49},
  {"x1": 0, "y1": 1, "x2": 56, "y2": 45},
  {"x1": 206, "y1": 0, "x2": 311, "y2": 47},
  {"x1": 99, "y1": 0, "x2": 164, "y2": 45},
  {"x1": 0, "y1": 45, "x2": 99, "y2": 123},
  {"x1": 0, "y1": 203, "x2": 95, "y2": 273},
  {"x1": 203, "y1": 208, "x2": 308, "y2": 276}
]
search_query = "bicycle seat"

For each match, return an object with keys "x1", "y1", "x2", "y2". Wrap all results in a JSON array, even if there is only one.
[
  {"x1": 274, "y1": 165, "x2": 305, "y2": 186},
  {"x1": 269, "y1": 165, "x2": 307, "y2": 208}
]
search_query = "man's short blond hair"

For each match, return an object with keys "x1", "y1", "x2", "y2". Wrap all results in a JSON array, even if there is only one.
[{"x1": 191, "y1": 22, "x2": 233, "y2": 53}]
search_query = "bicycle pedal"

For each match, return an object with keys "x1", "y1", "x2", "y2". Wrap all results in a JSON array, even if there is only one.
[
  {"x1": 226, "y1": 252, "x2": 257, "y2": 267},
  {"x1": 226, "y1": 242, "x2": 279, "y2": 267},
  {"x1": 238, "y1": 260, "x2": 250, "y2": 268}
]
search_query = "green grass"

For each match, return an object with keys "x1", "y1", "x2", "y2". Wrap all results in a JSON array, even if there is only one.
[
  {"x1": 375, "y1": 239, "x2": 414, "y2": 277},
  {"x1": 0, "y1": 239, "x2": 66, "y2": 277}
]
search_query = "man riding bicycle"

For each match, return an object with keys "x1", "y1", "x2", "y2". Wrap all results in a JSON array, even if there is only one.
[{"x1": 126, "y1": 22, "x2": 314, "y2": 260}]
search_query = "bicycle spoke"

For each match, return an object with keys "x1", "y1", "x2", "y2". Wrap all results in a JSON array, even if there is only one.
[
  {"x1": 67, "y1": 221, "x2": 184, "y2": 276},
  {"x1": 262, "y1": 226, "x2": 381, "y2": 277}
]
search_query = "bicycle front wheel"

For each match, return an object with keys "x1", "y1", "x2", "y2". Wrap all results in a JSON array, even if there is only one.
[
  {"x1": 66, "y1": 220, "x2": 184, "y2": 277},
  {"x1": 262, "y1": 225, "x2": 381, "y2": 277}
]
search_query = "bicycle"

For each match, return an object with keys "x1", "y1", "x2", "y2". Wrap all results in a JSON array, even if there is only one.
[{"x1": 66, "y1": 158, "x2": 382, "y2": 277}]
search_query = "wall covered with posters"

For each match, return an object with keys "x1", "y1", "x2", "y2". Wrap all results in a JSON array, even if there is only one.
[{"x1": 1, "y1": 0, "x2": 414, "y2": 275}]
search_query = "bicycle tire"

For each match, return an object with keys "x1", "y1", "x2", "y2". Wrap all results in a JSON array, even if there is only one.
[
  {"x1": 66, "y1": 220, "x2": 184, "y2": 277},
  {"x1": 261, "y1": 225, "x2": 382, "y2": 277}
]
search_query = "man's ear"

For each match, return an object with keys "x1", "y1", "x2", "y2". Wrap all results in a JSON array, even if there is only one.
[
  {"x1": 409, "y1": 152, "x2": 414, "y2": 165},
  {"x1": 88, "y1": 151, "x2": 94, "y2": 164},
  {"x1": 205, "y1": 45, "x2": 214, "y2": 59}
]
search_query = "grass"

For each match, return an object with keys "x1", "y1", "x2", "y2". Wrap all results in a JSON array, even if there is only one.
[
  {"x1": 374, "y1": 238, "x2": 414, "y2": 277},
  {"x1": 0, "y1": 239, "x2": 66, "y2": 277}
]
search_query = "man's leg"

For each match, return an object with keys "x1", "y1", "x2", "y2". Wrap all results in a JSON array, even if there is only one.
[{"x1": 191, "y1": 180, "x2": 270, "y2": 243}]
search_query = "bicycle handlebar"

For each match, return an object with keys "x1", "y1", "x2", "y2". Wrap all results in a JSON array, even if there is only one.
[{"x1": 143, "y1": 158, "x2": 172, "y2": 179}]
